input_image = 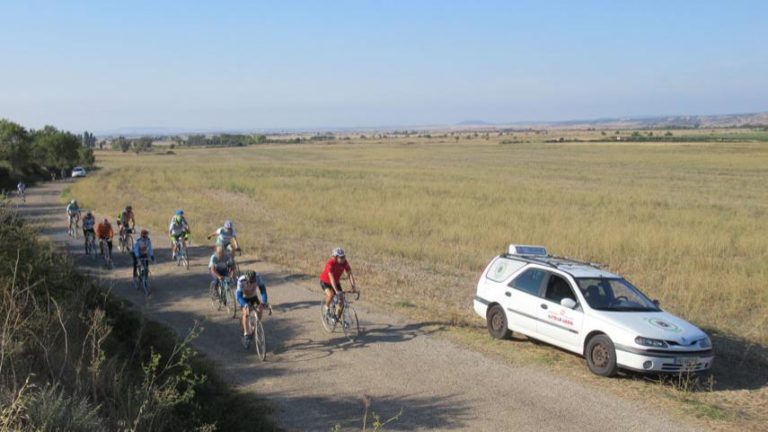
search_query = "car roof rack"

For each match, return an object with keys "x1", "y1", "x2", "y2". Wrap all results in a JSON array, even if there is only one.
[{"x1": 501, "y1": 252, "x2": 604, "y2": 272}]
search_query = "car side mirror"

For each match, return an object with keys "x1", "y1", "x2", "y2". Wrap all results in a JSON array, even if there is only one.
[
  {"x1": 560, "y1": 298, "x2": 577, "y2": 309},
  {"x1": 652, "y1": 299, "x2": 660, "y2": 307}
]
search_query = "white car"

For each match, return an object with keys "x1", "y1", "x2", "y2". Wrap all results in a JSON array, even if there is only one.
[
  {"x1": 474, "y1": 245, "x2": 713, "y2": 376},
  {"x1": 71, "y1": 167, "x2": 87, "y2": 178}
]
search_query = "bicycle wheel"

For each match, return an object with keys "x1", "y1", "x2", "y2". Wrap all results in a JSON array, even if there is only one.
[
  {"x1": 320, "y1": 302, "x2": 336, "y2": 333},
  {"x1": 181, "y1": 245, "x2": 189, "y2": 270},
  {"x1": 342, "y1": 304, "x2": 360, "y2": 342},
  {"x1": 227, "y1": 284, "x2": 238, "y2": 318},
  {"x1": 142, "y1": 267, "x2": 151, "y2": 297},
  {"x1": 254, "y1": 317, "x2": 266, "y2": 360},
  {"x1": 209, "y1": 281, "x2": 221, "y2": 311},
  {"x1": 127, "y1": 235, "x2": 134, "y2": 253}
]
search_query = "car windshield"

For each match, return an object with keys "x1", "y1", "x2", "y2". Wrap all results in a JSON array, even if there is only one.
[{"x1": 575, "y1": 278, "x2": 660, "y2": 312}]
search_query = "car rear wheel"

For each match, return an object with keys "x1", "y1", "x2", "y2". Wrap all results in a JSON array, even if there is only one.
[
  {"x1": 586, "y1": 334, "x2": 618, "y2": 377},
  {"x1": 486, "y1": 305, "x2": 510, "y2": 339}
]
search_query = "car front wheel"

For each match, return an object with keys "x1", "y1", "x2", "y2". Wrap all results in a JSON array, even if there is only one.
[
  {"x1": 585, "y1": 334, "x2": 618, "y2": 377},
  {"x1": 486, "y1": 305, "x2": 510, "y2": 339}
]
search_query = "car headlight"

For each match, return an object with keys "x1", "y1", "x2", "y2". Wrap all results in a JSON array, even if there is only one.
[
  {"x1": 698, "y1": 337, "x2": 712, "y2": 349},
  {"x1": 635, "y1": 336, "x2": 669, "y2": 348}
]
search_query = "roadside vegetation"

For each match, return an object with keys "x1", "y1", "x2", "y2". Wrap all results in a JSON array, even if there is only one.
[
  {"x1": 0, "y1": 119, "x2": 96, "y2": 189},
  {"x1": 0, "y1": 203, "x2": 276, "y2": 431},
  {"x1": 70, "y1": 134, "x2": 768, "y2": 430}
]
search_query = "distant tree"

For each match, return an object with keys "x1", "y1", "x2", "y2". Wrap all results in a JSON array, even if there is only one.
[
  {"x1": 0, "y1": 119, "x2": 33, "y2": 172},
  {"x1": 132, "y1": 137, "x2": 153, "y2": 153},
  {"x1": 82, "y1": 131, "x2": 97, "y2": 148},
  {"x1": 664, "y1": 131, "x2": 673, "y2": 137},
  {"x1": 112, "y1": 137, "x2": 131, "y2": 152},
  {"x1": 32, "y1": 126, "x2": 83, "y2": 169}
]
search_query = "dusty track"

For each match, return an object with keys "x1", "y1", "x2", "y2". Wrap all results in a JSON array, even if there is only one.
[{"x1": 20, "y1": 181, "x2": 700, "y2": 431}]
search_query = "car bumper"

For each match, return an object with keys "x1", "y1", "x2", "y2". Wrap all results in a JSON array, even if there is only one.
[{"x1": 615, "y1": 346, "x2": 714, "y2": 373}]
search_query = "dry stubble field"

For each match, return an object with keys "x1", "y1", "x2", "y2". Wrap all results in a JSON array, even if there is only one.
[{"x1": 68, "y1": 135, "x2": 768, "y2": 429}]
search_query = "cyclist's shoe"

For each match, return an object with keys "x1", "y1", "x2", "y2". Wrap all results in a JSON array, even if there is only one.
[{"x1": 242, "y1": 334, "x2": 250, "y2": 349}]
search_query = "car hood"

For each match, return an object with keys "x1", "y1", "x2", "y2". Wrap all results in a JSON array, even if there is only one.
[{"x1": 592, "y1": 310, "x2": 707, "y2": 343}]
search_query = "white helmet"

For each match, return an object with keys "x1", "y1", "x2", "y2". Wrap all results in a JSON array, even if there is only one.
[
  {"x1": 224, "y1": 220, "x2": 233, "y2": 229},
  {"x1": 332, "y1": 247, "x2": 346, "y2": 257}
]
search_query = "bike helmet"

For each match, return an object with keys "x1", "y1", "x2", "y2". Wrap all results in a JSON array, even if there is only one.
[
  {"x1": 70, "y1": 199, "x2": 76, "y2": 205},
  {"x1": 103, "y1": 217, "x2": 109, "y2": 223},
  {"x1": 126, "y1": 205, "x2": 132, "y2": 211},
  {"x1": 245, "y1": 270, "x2": 257, "y2": 282},
  {"x1": 86, "y1": 210, "x2": 92, "y2": 216},
  {"x1": 332, "y1": 247, "x2": 346, "y2": 257},
  {"x1": 224, "y1": 220, "x2": 233, "y2": 229},
  {"x1": 140, "y1": 229, "x2": 149, "y2": 236},
  {"x1": 176, "y1": 209, "x2": 184, "y2": 215}
]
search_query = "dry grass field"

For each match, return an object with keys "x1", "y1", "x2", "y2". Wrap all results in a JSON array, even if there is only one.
[{"x1": 67, "y1": 133, "x2": 768, "y2": 429}]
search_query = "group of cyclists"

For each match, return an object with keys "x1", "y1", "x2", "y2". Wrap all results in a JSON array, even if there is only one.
[{"x1": 64, "y1": 198, "x2": 358, "y2": 347}]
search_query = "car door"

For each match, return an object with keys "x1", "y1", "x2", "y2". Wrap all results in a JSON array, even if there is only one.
[
  {"x1": 505, "y1": 267, "x2": 548, "y2": 336},
  {"x1": 535, "y1": 272, "x2": 584, "y2": 352}
]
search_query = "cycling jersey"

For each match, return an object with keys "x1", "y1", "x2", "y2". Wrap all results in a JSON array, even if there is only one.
[
  {"x1": 215, "y1": 227, "x2": 237, "y2": 244},
  {"x1": 320, "y1": 258, "x2": 351, "y2": 285},
  {"x1": 66, "y1": 204, "x2": 80, "y2": 215},
  {"x1": 169, "y1": 220, "x2": 187, "y2": 236},
  {"x1": 133, "y1": 237, "x2": 154, "y2": 258},
  {"x1": 236, "y1": 274, "x2": 267, "y2": 305},
  {"x1": 119, "y1": 210, "x2": 134, "y2": 225},
  {"x1": 208, "y1": 253, "x2": 234, "y2": 276},
  {"x1": 83, "y1": 216, "x2": 96, "y2": 230},
  {"x1": 97, "y1": 223, "x2": 113, "y2": 238}
]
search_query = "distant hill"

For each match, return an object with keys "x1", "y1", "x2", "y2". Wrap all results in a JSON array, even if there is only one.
[
  {"x1": 527, "y1": 112, "x2": 768, "y2": 129},
  {"x1": 456, "y1": 120, "x2": 492, "y2": 126}
]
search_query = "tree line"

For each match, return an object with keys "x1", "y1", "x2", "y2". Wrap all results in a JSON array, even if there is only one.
[{"x1": 0, "y1": 119, "x2": 95, "y2": 188}]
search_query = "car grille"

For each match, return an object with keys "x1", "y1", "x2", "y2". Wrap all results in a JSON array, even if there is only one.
[{"x1": 660, "y1": 361, "x2": 709, "y2": 372}]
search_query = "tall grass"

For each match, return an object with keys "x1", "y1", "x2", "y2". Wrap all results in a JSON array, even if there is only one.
[{"x1": 72, "y1": 140, "x2": 768, "y2": 346}]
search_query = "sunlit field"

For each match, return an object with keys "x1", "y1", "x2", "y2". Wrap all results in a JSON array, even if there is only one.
[{"x1": 70, "y1": 136, "x2": 768, "y2": 348}]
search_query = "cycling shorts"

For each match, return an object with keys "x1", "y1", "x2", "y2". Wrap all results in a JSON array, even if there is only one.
[
  {"x1": 237, "y1": 290, "x2": 261, "y2": 308},
  {"x1": 320, "y1": 281, "x2": 343, "y2": 292}
]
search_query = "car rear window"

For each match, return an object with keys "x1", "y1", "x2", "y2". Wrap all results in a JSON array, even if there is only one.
[{"x1": 486, "y1": 258, "x2": 525, "y2": 282}]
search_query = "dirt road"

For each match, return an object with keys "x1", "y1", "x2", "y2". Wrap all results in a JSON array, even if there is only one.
[{"x1": 20, "y1": 181, "x2": 700, "y2": 431}]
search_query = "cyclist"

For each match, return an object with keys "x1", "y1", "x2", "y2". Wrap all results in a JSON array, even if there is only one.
[
  {"x1": 82, "y1": 210, "x2": 96, "y2": 251},
  {"x1": 16, "y1": 182, "x2": 26, "y2": 200},
  {"x1": 117, "y1": 205, "x2": 135, "y2": 240},
  {"x1": 168, "y1": 211, "x2": 190, "y2": 260},
  {"x1": 66, "y1": 200, "x2": 81, "y2": 231},
  {"x1": 132, "y1": 229, "x2": 155, "y2": 279},
  {"x1": 206, "y1": 220, "x2": 240, "y2": 254},
  {"x1": 320, "y1": 247, "x2": 357, "y2": 319},
  {"x1": 97, "y1": 217, "x2": 114, "y2": 259},
  {"x1": 236, "y1": 270, "x2": 269, "y2": 346},
  {"x1": 208, "y1": 245, "x2": 236, "y2": 285}
]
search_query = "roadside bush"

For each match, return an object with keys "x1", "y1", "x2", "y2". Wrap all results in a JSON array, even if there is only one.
[{"x1": 0, "y1": 204, "x2": 276, "y2": 431}]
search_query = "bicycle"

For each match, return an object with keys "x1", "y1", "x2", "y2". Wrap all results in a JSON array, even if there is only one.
[
  {"x1": 174, "y1": 236, "x2": 189, "y2": 269},
  {"x1": 99, "y1": 238, "x2": 113, "y2": 269},
  {"x1": 84, "y1": 230, "x2": 97, "y2": 257},
  {"x1": 209, "y1": 277, "x2": 237, "y2": 317},
  {"x1": 320, "y1": 290, "x2": 360, "y2": 342},
  {"x1": 134, "y1": 256, "x2": 151, "y2": 297},
  {"x1": 17, "y1": 189, "x2": 25, "y2": 203},
  {"x1": 67, "y1": 215, "x2": 80, "y2": 239},
  {"x1": 243, "y1": 301, "x2": 272, "y2": 360},
  {"x1": 119, "y1": 227, "x2": 134, "y2": 254}
]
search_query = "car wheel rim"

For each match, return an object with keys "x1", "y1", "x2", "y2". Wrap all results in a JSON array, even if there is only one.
[
  {"x1": 491, "y1": 312, "x2": 503, "y2": 331},
  {"x1": 592, "y1": 344, "x2": 609, "y2": 368}
]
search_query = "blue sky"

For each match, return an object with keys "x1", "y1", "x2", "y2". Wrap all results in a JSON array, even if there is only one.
[{"x1": 1, "y1": 0, "x2": 766, "y2": 132}]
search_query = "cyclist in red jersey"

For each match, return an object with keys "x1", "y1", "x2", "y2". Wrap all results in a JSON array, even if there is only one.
[{"x1": 320, "y1": 247, "x2": 357, "y2": 311}]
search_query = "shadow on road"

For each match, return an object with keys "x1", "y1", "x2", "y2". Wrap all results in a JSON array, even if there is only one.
[{"x1": 267, "y1": 392, "x2": 473, "y2": 431}]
